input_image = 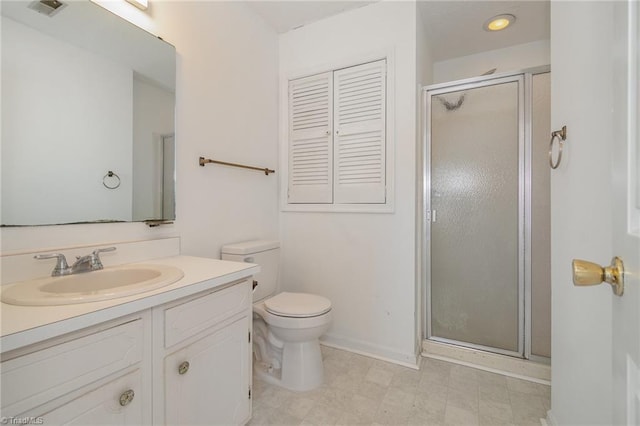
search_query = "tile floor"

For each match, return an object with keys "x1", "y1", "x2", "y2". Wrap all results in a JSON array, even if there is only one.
[{"x1": 249, "y1": 346, "x2": 550, "y2": 426}]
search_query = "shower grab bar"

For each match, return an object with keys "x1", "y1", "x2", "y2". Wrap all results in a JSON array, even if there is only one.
[
  {"x1": 549, "y1": 126, "x2": 567, "y2": 169},
  {"x1": 199, "y1": 156, "x2": 275, "y2": 176}
]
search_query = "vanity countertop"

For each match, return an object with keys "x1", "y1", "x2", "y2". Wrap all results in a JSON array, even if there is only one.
[{"x1": 0, "y1": 255, "x2": 259, "y2": 353}]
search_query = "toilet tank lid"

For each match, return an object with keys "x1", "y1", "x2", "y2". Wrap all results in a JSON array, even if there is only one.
[{"x1": 221, "y1": 240, "x2": 280, "y2": 255}]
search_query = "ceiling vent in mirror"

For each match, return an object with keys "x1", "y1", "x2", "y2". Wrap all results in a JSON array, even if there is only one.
[
  {"x1": 28, "y1": 0, "x2": 67, "y2": 17},
  {"x1": 125, "y1": 0, "x2": 148, "y2": 11}
]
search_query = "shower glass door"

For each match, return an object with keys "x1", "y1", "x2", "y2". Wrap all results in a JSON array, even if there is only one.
[{"x1": 427, "y1": 75, "x2": 524, "y2": 356}]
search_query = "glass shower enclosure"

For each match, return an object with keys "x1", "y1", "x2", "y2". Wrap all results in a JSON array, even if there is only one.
[{"x1": 423, "y1": 69, "x2": 551, "y2": 359}]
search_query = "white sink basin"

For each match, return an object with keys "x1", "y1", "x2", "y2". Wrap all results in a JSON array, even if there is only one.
[{"x1": 1, "y1": 264, "x2": 184, "y2": 306}]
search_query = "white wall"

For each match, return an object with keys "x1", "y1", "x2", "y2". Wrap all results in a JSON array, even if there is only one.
[
  {"x1": 1, "y1": 17, "x2": 133, "y2": 226},
  {"x1": 417, "y1": 9, "x2": 433, "y2": 87},
  {"x1": 150, "y1": 1, "x2": 279, "y2": 259},
  {"x1": 1, "y1": 2, "x2": 279, "y2": 261},
  {"x1": 433, "y1": 40, "x2": 550, "y2": 84},
  {"x1": 132, "y1": 77, "x2": 175, "y2": 221},
  {"x1": 550, "y1": 2, "x2": 613, "y2": 424},
  {"x1": 279, "y1": 1, "x2": 420, "y2": 365}
]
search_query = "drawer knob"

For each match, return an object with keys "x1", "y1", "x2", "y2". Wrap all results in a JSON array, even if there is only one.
[
  {"x1": 178, "y1": 361, "x2": 190, "y2": 375},
  {"x1": 119, "y1": 389, "x2": 135, "y2": 406}
]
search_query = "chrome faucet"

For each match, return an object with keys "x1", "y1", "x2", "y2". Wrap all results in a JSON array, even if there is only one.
[{"x1": 35, "y1": 247, "x2": 116, "y2": 276}]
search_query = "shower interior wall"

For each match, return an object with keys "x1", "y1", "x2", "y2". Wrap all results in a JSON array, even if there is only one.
[{"x1": 433, "y1": 40, "x2": 550, "y2": 83}]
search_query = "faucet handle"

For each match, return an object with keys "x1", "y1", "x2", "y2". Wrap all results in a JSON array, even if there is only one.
[
  {"x1": 34, "y1": 253, "x2": 70, "y2": 276},
  {"x1": 92, "y1": 246, "x2": 116, "y2": 256},
  {"x1": 91, "y1": 247, "x2": 116, "y2": 268}
]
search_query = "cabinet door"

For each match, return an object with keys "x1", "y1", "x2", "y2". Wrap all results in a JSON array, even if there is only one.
[
  {"x1": 287, "y1": 71, "x2": 334, "y2": 204},
  {"x1": 164, "y1": 316, "x2": 250, "y2": 426},
  {"x1": 39, "y1": 369, "x2": 143, "y2": 425},
  {"x1": 333, "y1": 59, "x2": 387, "y2": 204}
]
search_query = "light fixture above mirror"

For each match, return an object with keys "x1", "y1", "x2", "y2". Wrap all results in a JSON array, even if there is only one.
[{"x1": 125, "y1": 0, "x2": 148, "y2": 11}]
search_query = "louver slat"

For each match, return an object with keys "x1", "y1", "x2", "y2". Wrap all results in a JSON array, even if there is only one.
[
  {"x1": 333, "y1": 60, "x2": 386, "y2": 204},
  {"x1": 288, "y1": 72, "x2": 333, "y2": 203}
]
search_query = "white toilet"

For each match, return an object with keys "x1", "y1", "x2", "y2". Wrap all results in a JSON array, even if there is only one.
[{"x1": 221, "y1": 240, "x2": 332, "y2": 392}]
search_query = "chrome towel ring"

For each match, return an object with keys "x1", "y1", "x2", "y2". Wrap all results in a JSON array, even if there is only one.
[
  {"x1": 549, "y1": 126, "x2": 567, "y2": 169},
  {"x1": 103, "y1": 170, "x2": 121, "y2": 189}
]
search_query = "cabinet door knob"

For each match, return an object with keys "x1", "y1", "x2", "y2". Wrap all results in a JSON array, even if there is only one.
[
  {"x1": 178, "y1": 361, "x2": 190, "y2": 375},
  {"x1": 119, "y1": 389, "x2": 135, "y2": 406}
]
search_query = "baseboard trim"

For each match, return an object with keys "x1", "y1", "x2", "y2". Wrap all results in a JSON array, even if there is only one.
[
  {"x1": 320, "y1": 333, "x2": 420, "y2": 370},
  {"x1": 422, "y1": 340, "x2": 551, "y2": 385}
]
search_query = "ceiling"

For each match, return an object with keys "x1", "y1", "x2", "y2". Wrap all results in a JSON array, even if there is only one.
[
  {"x1": 246, "y1": 0, "x2": 550, "y2": 62},
  {"x1": 246, "y1": 1, "x2": 376, "y2": 34},
  {"x1": 418, "y1": 1, "x2": 550, "y2": 61}
]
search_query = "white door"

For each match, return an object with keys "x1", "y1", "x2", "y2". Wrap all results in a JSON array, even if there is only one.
[
  {"x1": 551, "y1": 1, "x2": 640, "y2": 424},
  {"x1": 611, "y1": 2, "x2": 640, "y2": 424}
]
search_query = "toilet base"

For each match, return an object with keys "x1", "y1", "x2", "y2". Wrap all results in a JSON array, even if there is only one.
[{"x1": 253, "y1": 339, "x2": 324, "y2": 392}]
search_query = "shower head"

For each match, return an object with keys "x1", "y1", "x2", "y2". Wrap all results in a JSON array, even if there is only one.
[
  {"x1": 435, "y1": 68, "x2": 497, "y2": 112},
  {"x1": 437, "y1": 94, "x2": 466, "y2": 111},
  {"x1": 28, "y1": 0, "x2": 67, "y2": 17}
]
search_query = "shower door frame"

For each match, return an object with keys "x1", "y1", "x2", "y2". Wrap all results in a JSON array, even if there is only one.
[{"x1": 422, "y1": 68, "x2": 549, "y2": 359}]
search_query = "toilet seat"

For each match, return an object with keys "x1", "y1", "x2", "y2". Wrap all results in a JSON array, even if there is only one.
[{"x1": 264, "y1": 292, "x2": 331, "y2": 318}]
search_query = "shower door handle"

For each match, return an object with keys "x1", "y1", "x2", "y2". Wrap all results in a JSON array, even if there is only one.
[{"x1": 427, "y1": 210, "x2": 437, "y2": 222}]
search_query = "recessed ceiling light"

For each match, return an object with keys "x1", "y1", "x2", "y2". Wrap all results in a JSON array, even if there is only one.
[{"x1": 484, "y1": 14, "x2": 516, "y2": 31}]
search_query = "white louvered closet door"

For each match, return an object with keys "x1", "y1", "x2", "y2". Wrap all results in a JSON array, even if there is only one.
[
  {"x1": 288, "y1": 72, "x2": 333, "y2": 203},
  {"x1": 333, "y1": 60, "x2": 386, "y2": 204}
]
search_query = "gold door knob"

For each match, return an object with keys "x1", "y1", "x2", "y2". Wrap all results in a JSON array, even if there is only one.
[{"x1": 572, "y1": 257, "x2": 625, "y2": 296}]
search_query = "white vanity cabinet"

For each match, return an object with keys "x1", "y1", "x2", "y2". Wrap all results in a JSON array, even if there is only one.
[
  {"x1": 0, "y1": 314, "x2": 151, "y2": 425},
  {"x1": 154, "y1": 279, "x2": 252, "y2": 425},
  {"x1": 1, "y1": 275, "x2": 253, "y2": 426}
]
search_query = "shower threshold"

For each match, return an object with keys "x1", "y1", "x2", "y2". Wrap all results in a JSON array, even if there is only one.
[{"x1": 422, "y1": 339, "x2": 550, "y2": 384}]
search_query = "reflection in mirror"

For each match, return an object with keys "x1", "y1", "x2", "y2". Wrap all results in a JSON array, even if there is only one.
[{"x1": 1, "y1": 0, "x2": 176, "y2": 226}]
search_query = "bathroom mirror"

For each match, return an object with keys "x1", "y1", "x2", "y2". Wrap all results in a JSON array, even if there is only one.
[{"x1": 1, "y1": 0, "x2": 176, "y2": 226}]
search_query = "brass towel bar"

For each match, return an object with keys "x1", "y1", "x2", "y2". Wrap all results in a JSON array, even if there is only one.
[{"x1": 199, "y1": 156, "x2": 275, "y2": 176}]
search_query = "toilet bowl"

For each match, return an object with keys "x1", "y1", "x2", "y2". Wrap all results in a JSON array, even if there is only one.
[
  {"x1": 221, "y1": 240, "x2": 332, "y2": 392},
  {"x1": 253, "y1": 293, "x2": 332, "y2": 391}
]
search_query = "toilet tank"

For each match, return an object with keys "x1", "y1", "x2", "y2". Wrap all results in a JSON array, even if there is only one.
[{"x1": 221, "y1": 240, "x2": 279, "y2": 302}]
